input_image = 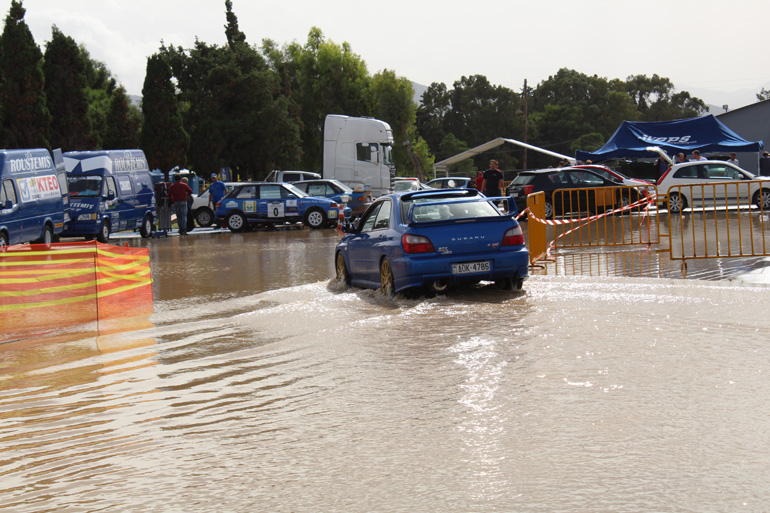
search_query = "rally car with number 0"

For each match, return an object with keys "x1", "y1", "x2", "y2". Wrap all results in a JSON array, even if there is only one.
[{"x1": 214, "y1": 182, "x2": 340, "y2": 231}]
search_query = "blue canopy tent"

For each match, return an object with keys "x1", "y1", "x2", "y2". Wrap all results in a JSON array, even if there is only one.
[{"x1": 576, "y1": 115, "x2": 763, "y2": 163}]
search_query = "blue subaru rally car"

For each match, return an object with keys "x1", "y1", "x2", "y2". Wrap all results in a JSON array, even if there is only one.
[
  {"x1": 334, "y1": 188, "x2": 529, "y2": 296},
  {"x1": 214, "y1": 182, "x2": 340, "y2": 231}
]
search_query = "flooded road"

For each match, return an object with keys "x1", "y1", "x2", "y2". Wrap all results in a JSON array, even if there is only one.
[{"x1": 3, "y1": 228, "x2": 770, "y2": 512}]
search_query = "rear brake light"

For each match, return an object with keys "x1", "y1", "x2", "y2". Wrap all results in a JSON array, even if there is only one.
[
  {"x1": 502, "y1": 225, "x2": 524, "y2": 246},
  {"x1": 522, "y1": 185, "x2": 533, "y2": 195},
  {"x1": 402, "y1": 234, "x2": 435, "y2": 254}
]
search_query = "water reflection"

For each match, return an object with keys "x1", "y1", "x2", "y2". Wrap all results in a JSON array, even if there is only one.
[{"x1": 3, "y1": 229, "x2": 770, "y2": 512}]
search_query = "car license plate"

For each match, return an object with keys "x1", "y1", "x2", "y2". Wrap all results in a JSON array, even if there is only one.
[
  {"x1": 452, "y1": 261, "x2": 490, "y2": 275},
  {"x1": 329, "y1": 210, "x2": 338, "y2": 218}
]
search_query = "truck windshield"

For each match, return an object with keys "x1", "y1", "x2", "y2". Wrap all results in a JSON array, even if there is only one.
[
  {"x1": 382, "y1": 144, "x2": 394, "y2": 166},
  {"x1": 67, "y1": 175, "x2": 103, "y2": 197}
]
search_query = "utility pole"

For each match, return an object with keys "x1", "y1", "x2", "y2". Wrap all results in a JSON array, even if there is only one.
[{"x1": 523, "y1": 79, "x2": 528, "y2": 170}]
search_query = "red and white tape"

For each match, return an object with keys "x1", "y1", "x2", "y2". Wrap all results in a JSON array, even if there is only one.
[{"x1": 521, "y1": 194, "x2": 659, "y2": 257}]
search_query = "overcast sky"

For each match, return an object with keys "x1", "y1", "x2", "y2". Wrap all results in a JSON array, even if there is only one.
[{"x1": 20, "y1": 0, "x2": 770, "y2": 110}]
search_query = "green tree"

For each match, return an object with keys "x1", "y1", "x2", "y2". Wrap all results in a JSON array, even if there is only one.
[
  {"x1": 268, "y1": 27, "x2": 371, "y2": 172},
  {"x1": 529, "y1": 69, "x2": 639, "y2": 166},
  {"x1": 141, "y1": 52, "x2": 189, "y2": 178},
  {"x1": 80, "y1": 46, "x2": 117, "y2": 149},
  {"x1": 43, "y1": 25, "x2": 92, "y2": 150},
  {"x1": 416, "y1": 76, "x2": 522, "y2": 170},
  {"x1": 103, "y1": 85, "x2": 140, "y2": 149},
  {"x1": 415, "y1": 82, "x2": 449, "y2": 158},
  {"x1": 0, "y1": 0, "x2": 50, "y2": 149},
  {"x1": 224, "y1": 0, "x2": 246, "y2": 48},
  {"x1": 412, "y1": 136, "x2": 435, "y2": 180},
  {"x1": 438, "y1": 133, "x2": 474, "y2": 176},
  {"x1": 370, "y1": 69, "x2": 421, "y2": 179},
  {"x1": 625, "y1": 73, "x2": 706, "y2": 121},
  {"x1": 444, "y1": 75, "x2": 522, "y2": 169},
  {"x1": 162, "y1": 1, "x2": 301, "y2": 178}
]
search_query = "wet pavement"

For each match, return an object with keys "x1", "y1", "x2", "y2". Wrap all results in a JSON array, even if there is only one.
[{"x1": 3, "y1": 217, "x2": 770, "y2": 512}]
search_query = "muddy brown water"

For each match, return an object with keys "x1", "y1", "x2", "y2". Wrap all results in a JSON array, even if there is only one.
[{"x1": 2, "y1": 226, "x2": 770, "y2": 512}]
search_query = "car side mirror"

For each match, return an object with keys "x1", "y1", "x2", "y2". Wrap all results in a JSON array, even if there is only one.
[
  {"x1": 106, "y1": 191, "x2": 115, "y2": 200},
  {"x1": 3, "y1": 200, "x2": 11, "y2": 210}
]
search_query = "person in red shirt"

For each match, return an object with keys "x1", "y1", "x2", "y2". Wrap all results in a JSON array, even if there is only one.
[
  {"x1": 474, "y1": 171, "x2": 483, "y2": 190},
  {"x1": 168, "y1": 174, "x2": 193, "y2": 235}
]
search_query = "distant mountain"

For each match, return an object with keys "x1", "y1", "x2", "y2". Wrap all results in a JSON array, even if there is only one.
[
  {"x1": 684, "y1": 84, "x2": 767, "y2": 114},
  {"x1": 412, "y1": 82, "x2": 428, "y2": 104},
  {"x1": 128, "y1": 94, "x2": 141, "y2": 109}
]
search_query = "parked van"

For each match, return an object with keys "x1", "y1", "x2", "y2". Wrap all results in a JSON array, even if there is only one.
[
  {"x1": 62, "y1": 150, "x2": 156, "y2": 242},
  {"x1": 0, "y1": 148, "x2": 69, "y2": 248}
]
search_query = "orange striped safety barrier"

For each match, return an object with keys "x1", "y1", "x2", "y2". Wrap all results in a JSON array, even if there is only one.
[{"x1": 0, "y1": 241, "x2": 153, "y2": 343}]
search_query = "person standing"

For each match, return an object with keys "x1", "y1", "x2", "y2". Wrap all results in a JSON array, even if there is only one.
[
  {"x1": 690, "y1": 150, "x2": 707, "y2": 161},
  {"x1": 181, "y1": 177, "x2": 195, "y2": 232},
  {"x1": 676, "y1": 153, "x2": 686, "y2": 164},
  {"x1": 208, "y1": 173, "x2": 227, "y2": 210},
  {"x1": 169, "y1": 173, "x2": 193, "y2": 235},
  {"x1": 481, "y1": 159, "x2": 504, "y2": 198},
  {"x1": 474, "y1": 171, "x2": 484, "y2": 191},
  {"x1": 654, "y1": 155, "x2": 668, "y2": 178},
  {"x1": 760, "y1": 152, "x2": 770, "y2": 176},
  {"x1": 727, "y1": 152, "x2": 740, "y2": 167}
]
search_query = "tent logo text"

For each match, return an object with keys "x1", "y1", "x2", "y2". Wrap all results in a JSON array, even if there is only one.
[{"x1": 640, "y1": 135, "x2": 693, "y2": 144}]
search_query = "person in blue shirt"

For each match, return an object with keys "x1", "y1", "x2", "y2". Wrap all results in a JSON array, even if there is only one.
[{"x1": 208, "y1": 173, "x2": 227, "y2": 210}]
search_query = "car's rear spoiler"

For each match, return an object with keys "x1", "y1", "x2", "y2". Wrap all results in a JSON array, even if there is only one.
[{"x1": 406, "y1": 195, "x2": 517, "y2": 226}]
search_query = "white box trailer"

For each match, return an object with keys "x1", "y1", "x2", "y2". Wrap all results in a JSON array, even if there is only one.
[{"x1": 322, "y1": 114, "x2": 395, "y2": 198}]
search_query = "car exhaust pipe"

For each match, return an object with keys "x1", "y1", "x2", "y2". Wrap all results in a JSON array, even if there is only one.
[{"x1": 431, "y1": 278, "x2": 449, "y2": 293}]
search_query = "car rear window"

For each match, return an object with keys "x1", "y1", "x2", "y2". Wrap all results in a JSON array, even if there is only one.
[
  {"x1": 401, "y1": 197, "x2": 501, "y2": 223},
  {"x1": 511, "y1": 174, "x2": 536, "y2": 185}
]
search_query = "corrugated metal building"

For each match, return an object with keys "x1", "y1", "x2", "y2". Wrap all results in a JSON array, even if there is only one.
[{"x1": 717, "y1": 100, "x2": 770, "y2": 174}]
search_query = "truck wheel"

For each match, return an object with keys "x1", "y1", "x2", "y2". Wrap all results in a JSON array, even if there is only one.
[
  {"x1": 196, "y1": 208, "x2": 214, "y2": 227},
  {"x1": 96, "y1": 220, "x2": 111, "y2": 243},
  {"x1": 226, "y1": 211, "x2": 246, "y2": 232},
  {"x1": 140, "y1": 214, "x2": 153, "y2": 238},
  {"x1": 304, "y1": 208, "x2": 325, "y2": 229},
  {"x1": 0, "y1": 231, "x2": 7, "y2": 249}
]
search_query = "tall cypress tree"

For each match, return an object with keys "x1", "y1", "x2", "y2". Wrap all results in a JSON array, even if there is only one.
[
  {"x1": 103, "y1": 85, "x2": 140, "y2": 149},
  {"x1": 141, "y1": 53, "x2": 188, "y2": 178},
  {"x1": 0, "y1": 0, "x2": 50, "y2": 149},
  {"x1": 43, "y1": 25, "x2": 92, "y2": 150}
]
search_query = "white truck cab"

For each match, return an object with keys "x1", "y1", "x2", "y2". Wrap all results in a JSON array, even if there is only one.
[{"x1": 323, "y1": 115, "x2": 395, "y2": 198}]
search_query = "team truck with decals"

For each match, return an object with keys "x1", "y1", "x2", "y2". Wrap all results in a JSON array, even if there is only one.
[
  {"x1": 62, "y1": 150, "x2": 156, "y2": 243},
  {"x1": 322, "y1": 114, "x2": 396, "y2": 198},
  {"x1": 0, "y1": 148, "x2": 69, "y2": 248}
]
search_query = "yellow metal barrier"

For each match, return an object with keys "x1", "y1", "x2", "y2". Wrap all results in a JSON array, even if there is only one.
[
  {"x1": 665, "y1": 180, "x2": 770, "y2": 261},
  {"x1": 526, "y1": 192, "x2": 547, "y2": 264},
  {"x1": 549, "y1": 185, "x2": 660, "y2": 249}
]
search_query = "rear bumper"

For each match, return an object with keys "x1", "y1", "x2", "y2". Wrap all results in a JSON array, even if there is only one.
[{"x1": 391, "y1": 246, "x2": 529, "y2": 292}]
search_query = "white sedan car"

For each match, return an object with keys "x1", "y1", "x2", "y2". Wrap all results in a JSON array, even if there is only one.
[
  {"x1": 658, "y1": 160, "x2": 770, "y2": 213},
  {"x1": 191, "y1": 182, "x2": 239, "y2": 226}
]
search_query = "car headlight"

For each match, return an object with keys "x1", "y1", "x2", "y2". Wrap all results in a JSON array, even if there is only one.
[{"x1": 78, "y1": 213, "x2": 98, "y2": 221}]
